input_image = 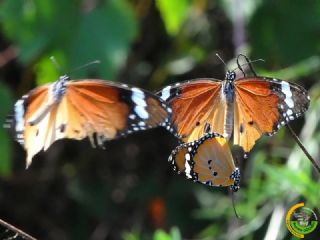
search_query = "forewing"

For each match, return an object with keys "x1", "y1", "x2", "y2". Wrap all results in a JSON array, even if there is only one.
[
  {"x1": 66, "y1": 80, "x2": 172, "y2": 138},
  {"x1": 157, "y1": 79, "x2": 226, "y2": 142},
  {"x1": 234, "y1": 77, "x2": 309, "y2": 152}
]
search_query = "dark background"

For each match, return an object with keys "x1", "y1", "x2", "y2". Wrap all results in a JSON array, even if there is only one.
[{"x1": 0, "y1": 0, "x2": 319, "y2": 239}]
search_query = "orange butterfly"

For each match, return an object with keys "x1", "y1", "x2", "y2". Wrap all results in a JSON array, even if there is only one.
[
  {"x1": 169, "y1": 132, "x2": 240, "y2": 191},
  {"x1": 4, "y1": 75, "x2": 173, "y2": 167},
  {"x1": 158, "y1": 55, "x2": 310, "y2": 154}
]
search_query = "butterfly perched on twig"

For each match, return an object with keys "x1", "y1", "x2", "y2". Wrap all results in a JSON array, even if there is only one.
[
  {"x1": 158, "y1": 54, "x2": 310, "y2": 154},
  {"x1": 4, "y1": 75, "x2": 174, "y2": 167}
]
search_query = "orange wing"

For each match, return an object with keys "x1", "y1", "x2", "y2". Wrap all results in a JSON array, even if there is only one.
[
  {"x1": 157, "y1": 79, "x2": 227, "y2": 142},
  {"x1": 169, "y1": 133, "x2": 240, "y2": 191},
  {"x1": 234, "y1": 77, "x2": 310, "y2": 152},
  {"x1": 7, "y1": 79, "x2": 171, "y2": 167}
]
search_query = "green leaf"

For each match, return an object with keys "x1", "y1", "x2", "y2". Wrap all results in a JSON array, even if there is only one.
[
  {"x1": 153, "y1": 229, "x2": 171, "y2": 240},
  {"x1": 156, "y1": 0, "x2": 191, "y2": 36},
  {"x1": 122, "y1": 229, "x2": 140, "y2": 240},
  {"x1": 170, "y1": 227, "x2": 181, "y2": 240},
  {"x1": 249, "y1": 0, "x2": 320, "y2": 65},
  {"x1": 0, "y1": 83, "x2": 13, "y2": 176},
  {"x1": 35, "y1": 50, "x2": 66, "y2": 85},
  {"x1": 0, "y1": 0, "x2": 137, "y2": 79},
  {"x1": 0, "y1": 0, "x2": 78, "y2": 63},
  {"x1": 68, "y1": 0, "x2": 137, "y2": 79}
]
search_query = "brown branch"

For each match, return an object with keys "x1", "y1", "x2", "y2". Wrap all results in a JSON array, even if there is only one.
[{"x1": 0, "y1": 218, "x2": 37, "y2": 240}]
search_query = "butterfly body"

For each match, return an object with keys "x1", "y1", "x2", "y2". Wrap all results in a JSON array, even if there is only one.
[
  {"x1": 6, "y1": 76, "x2": 173, "y2": 167},
  {"x1": 222, "y1": 71, "x2": 236, "y2": 102},
  {"x1": 52, "y1": 75, "x2": 68, "y2": 101},
  {"x1": 158, "y1": 72, "x2": 309, "y2": 153}
]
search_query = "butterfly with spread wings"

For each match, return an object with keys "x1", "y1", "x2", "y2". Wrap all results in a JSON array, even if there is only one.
[
  {"x1": 169, "y1": 132, "x2": 240, "y2": 192},
  {"x1": 158, "y1": 55, "x2": 310, "y2": 154},
  {"x1": 4, "y1": 75, "x2": 173, "y2": 167}
]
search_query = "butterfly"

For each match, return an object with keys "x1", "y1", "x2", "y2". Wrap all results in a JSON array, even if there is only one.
[
  {"x1": 157, "y1": 54, "x2": 310, "y2": 154},
  {"x1": 169, "y1": 132, "x2": 240, "y2": 192},
  {"x1": 4, "y1": 75, "x2": 173, "y2": 167}
]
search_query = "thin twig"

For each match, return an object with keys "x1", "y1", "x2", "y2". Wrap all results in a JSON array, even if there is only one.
[
  {"x1": 0, "y1": 218, "x2": 37, "y2": 240},
  {"x1": 286, "y1": 124, "x2": 320, "y2": 174},
  {"x1": 231, "y1": 191, "x2": 241, "y2": 219}
]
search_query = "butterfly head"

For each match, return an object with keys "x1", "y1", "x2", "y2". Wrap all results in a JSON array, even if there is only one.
[
  {"x1": 52, "y1": 75, "x2": 70, "y2": 101},
  {"x1": 225, "y1": 70, "x2": 236, "y2": 81}
]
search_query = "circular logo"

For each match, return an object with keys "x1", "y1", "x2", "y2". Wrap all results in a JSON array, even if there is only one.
[{"x1": 286, "y1": 202, "x2": 318, "y2": 238}]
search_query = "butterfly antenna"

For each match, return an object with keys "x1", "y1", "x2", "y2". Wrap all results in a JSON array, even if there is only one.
[
  {"x1": 50, "y1": 56, "x2": 63, "y2": 74},
  {"x1": 215, "y1": 53, "x2": 227, "y2": 67},
  {"x1": 69, "y1": 60, "x2": 101, "y2": 74},
  {"x1": 231, "y1": 190, "x2": 241, "y2": 219},
  {"x1": 235, "y1": 54, "x2": 265, "y2": 77},
  {"x1": 286, "y1": 124, "x2": 320, "y2": 174}
]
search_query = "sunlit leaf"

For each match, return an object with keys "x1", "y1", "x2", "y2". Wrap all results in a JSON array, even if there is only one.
[
  {"x1": 34, "y1": 50, "x2": 66, "y2": 85},
  {"x1": 153, "y1": 229, "x2": 170, "y2": 240},
  {"x1": 156, "y1": 0, "x2": 191, "y2": 36}
]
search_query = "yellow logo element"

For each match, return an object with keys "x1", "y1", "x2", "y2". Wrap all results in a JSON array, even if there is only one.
[{"x1": 286, "y1": 202, "x2": 318, "y2": 238}]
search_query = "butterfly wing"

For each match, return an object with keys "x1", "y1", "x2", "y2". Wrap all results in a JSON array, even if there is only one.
[
  {"x1": 169, "y1": 132, "x2": 240, "y2": 191},
  {"x1": 157, "y1": 79, "x2": 227, "y2": 142},
  {"x1": 233, "y1": 77, "x2": 310, "y2": 152},
  {"x1": 6, "y1": 79, "x2": 172, "y2": 167}
]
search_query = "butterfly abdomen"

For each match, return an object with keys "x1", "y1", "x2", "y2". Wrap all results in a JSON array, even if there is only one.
[{"x1": 222, "y1": 80, "x2": 235, "y2": 140}]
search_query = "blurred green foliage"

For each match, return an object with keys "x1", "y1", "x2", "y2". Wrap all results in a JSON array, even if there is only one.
[
  {"x1": 156, "y1": 0, "x2": 191, "y2": 36},
  {"x1": 0, "y1": 84, "x2": 13, "y2": 176},
  {"x1": 0, "y1": 0, "x2": 137, "y2": 80},
  {"x1": 0, "y1": 0, "x2": 319, "y2": 239}
]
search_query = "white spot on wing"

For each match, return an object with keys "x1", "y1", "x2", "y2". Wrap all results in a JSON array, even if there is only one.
[
  {"x1": 131, "y1": 88, "x2": 149, "y2": 119},
  {"x1": 281, "y1": 81, "x2": 294, "y2": 108},
  {"x1": 138, "y1": 121, "x2": 146, "y2": 126},
  {"x1": 184, "y1": 153, "x2": 192, "y2": 179},
  {"x1": 160, "y1": 86, "x2": 171, "y2": 101},
  {"x1": 14, "y1": 99, "x2": 25, "y2": 133},
  {"x1": 129, "y1": 114, "x2": 136, "y2": 120},
  {"x1": 134, "y1": 106, "x2": 149, "y2": 119},
  {"x1": 131, "y1": 88, "x2": 147, "y2": 107},
  {"x1": 286, "y1": 109, "x2": 293, "y2": 115}
]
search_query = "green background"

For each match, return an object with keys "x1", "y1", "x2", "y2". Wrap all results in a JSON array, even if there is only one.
[{"x1": 0, "y1": 0, "x2": 319, "y2": 239}]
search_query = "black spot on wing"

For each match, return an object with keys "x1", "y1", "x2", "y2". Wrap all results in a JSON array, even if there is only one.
[
  {"x1": 59, "y1": 124, "x2": 66, "y2": 133},
  {"x1": 239, "y1": 123, "x2": 244, "y2": 133}
]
